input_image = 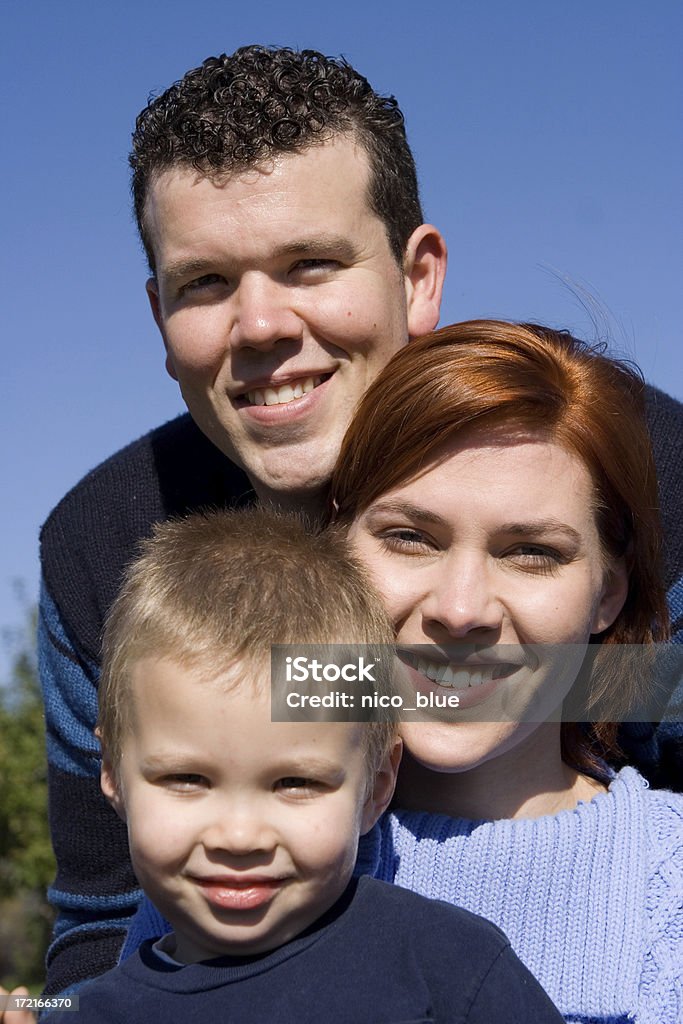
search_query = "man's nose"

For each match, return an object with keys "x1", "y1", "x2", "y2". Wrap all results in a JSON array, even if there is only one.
[
  {"x1": 420, "y1": 554, "x2": 504, "y2": 639},
  {"x1": 230, "y1": 273, "x2": 304, "y2": 350}
]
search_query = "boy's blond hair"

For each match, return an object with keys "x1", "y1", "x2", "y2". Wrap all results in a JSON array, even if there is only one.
[{"x1": 99, "y1": 507, "x2": 395, "y2": 774}]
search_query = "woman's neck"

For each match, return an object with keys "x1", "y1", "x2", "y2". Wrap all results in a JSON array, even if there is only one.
[{"x1": 393, "y1": 724, "x2": 607, "y2": 821}]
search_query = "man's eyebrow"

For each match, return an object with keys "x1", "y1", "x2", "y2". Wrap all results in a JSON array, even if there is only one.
[
  {"x1": 158, "y1": 256, "x2": 218, "y2": 282},
  {"x1": 274, "y1": 235, "x2": 358, "y2": 261}
]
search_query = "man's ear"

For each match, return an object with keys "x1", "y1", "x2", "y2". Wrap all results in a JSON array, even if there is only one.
[
  {"x1": 403, "y1": 224, "x2": 448, "y2": 339},
  {"x1": 146, "y1": 277, "x2": 179, "y2": 382},
  {"x1": 98, "y1": 731, "x2": 127, "y2": 823},
  {"x1": 592, "y1": 558, "x2": 629, "y2": 635},
  {"x1": 360, "y1": 737, "x2": 403, "y2": 834}
]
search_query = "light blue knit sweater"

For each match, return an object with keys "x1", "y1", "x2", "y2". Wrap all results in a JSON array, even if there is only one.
[{"x1": 359, "y1": 768, "x2": 683, "y2": 1024}]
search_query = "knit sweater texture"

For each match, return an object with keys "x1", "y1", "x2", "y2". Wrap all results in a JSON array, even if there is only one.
[
  {"x1": 38, "y1": 386, "x2": 683, "y2": 997},
  {"x1": 364, "y1": 768, "x2": 683, "y2": 1024}
]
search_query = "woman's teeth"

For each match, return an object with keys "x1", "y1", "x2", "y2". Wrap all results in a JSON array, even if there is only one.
[
  {"x1": 246, "y1": 376, "x2": 322, "y2": 406},
  {"x1": 401, "y1": 652, "x2": 510, "y2": 688}
]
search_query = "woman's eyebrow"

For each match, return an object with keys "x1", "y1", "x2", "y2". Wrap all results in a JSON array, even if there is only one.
[
  {"x1": 364, "y1": 500, "x2": 448, "y2": 526},
  {"x1": 498, "y1": 520, "x2": 583, "y2": 543}
]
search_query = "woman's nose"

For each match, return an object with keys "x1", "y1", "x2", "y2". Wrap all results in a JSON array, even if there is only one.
[{"x1": 419, "y1": 554, "x2": 504, "y2": 639}]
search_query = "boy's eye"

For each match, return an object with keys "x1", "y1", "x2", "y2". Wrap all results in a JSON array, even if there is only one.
[
  {"x1": 275, "y1": 777, "x2": 319, "y2": 793},
  {"x1": 162, "y1": 773, "x2": 207, "y2": 790}
]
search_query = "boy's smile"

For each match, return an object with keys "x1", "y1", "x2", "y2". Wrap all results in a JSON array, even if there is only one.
[{"x1": 101, "y1": 656, "x2": 397, "y2": 962}]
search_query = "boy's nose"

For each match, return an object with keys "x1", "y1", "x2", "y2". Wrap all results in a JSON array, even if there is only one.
[{"x1": 200, "y1": 803, "x2": 276, "y2": 857}]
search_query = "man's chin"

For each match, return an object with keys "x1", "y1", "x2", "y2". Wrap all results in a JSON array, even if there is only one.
[{"x1": 245, "y1": 460, "x2": 334, "y2": 514}]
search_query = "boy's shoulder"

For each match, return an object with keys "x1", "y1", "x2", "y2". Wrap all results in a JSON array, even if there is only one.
[{"x1": 354, "y1": 874, "x2": 510, "y2": 953}]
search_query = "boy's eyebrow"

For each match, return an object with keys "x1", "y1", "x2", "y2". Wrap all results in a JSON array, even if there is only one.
[
  {"x1": 138, "y1": 753, "x2": 350, "y2": 778},
  {"x1": 139, "y1": 754, "x2": 202, "y2": 772}
]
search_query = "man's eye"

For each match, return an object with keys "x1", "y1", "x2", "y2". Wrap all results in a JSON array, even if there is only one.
[
  {"x1": 291, "y1": 259, "x2": 339, "y2": 274},
  {"x1": 181, "y1": 274, "x2": 225, "y2": 293}
]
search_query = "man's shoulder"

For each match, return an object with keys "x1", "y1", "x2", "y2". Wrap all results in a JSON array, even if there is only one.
[
  {"x1": 42, "y1": 414, "x2": 250, "y2": 540},
  {"x1": 40, "y1": 415, "x2": 252, "y2": 664}
]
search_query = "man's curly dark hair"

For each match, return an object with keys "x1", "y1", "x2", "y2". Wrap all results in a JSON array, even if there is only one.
[{"x1": 130, "y1": 45, "x2": 424, "y2": 271}]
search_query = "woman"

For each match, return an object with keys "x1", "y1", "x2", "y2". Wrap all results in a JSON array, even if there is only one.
[{"x1": 330, "y1": 320, "x2": 681, "y2": 1024}]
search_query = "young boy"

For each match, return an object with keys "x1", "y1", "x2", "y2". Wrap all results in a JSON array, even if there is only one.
[{"x1": 45, "y1": 508, "x2": 562, "y2": 1023}]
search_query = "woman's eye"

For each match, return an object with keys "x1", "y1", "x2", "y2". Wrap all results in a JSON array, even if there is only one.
[
  {"x1": 379, "y1": 529, "x2": 434, "y2": 553},
  {"x1": 505, "y1": 546, "x2": 564, "y2": 574}
]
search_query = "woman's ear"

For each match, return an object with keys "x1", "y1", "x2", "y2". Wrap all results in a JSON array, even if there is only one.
[
  {"x1": 360, "y1": 737, "x2": 403, "y2": 834},
  {"x1": 592, "y1": 557, "x2": 629, "y2": 635}
]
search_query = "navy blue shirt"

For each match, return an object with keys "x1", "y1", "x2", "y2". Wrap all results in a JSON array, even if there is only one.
[{"x1": 45, "y1": 877, "x2": 562, "y2": 1023}]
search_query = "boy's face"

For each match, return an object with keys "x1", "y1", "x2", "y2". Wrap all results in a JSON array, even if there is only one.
[{"x1": 101, "y1": 656, "x2": 398, "y2": 962}]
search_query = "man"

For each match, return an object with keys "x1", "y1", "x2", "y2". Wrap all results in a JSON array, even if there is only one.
[{"x1": 39, "y1": 45, "x2": 682, "y2": 999}]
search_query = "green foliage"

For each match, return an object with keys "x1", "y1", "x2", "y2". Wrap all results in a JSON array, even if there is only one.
[{"x1": 0, "y1": 604, "x2": 55, "y2": 989}]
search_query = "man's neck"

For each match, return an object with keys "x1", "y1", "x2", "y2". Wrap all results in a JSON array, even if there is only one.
[{"x1": 250, "y1": 481, "x2": 329, "y2": 520}]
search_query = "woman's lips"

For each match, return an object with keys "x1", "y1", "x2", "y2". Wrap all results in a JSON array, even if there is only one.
[
  {"x1": 400, "y1": 661, "x2": 504, "y2": 711},
  {"x1": 194, "y1": 877, "x2": 283, "y2": 912},
  {"x1": 395, "y1": 647, "x2": 528, "y2": 713}
]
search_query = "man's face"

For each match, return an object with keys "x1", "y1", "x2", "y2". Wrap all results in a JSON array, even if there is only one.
[
  {"x1": 145, "y1": 136, "x2": 444, "y2": 503},
  {"x1": 102, "y1": 657, "x2": 397, "y2": 961}
]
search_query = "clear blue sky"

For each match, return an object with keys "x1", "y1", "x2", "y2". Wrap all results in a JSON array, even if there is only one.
[{"x1": 1, "y1": 0, "x2": 681, "y2": 671}]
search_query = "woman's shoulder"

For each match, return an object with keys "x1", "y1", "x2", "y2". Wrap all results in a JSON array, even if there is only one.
[{"x1": 623, "y1": 769, "x2": 683, "y2": 1021}]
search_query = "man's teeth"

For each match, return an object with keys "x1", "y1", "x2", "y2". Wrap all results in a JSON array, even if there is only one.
[
  {"x1": 246, "y1": 376, "x2": 321, "y2": 407},
  {"x1": 409, "y1": 656, "x2": 505, "y2": 688}
]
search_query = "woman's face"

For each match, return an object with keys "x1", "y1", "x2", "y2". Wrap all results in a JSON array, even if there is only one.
[{"x1": 348, "y1": 431, "x2": 628, "y2": 773}]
